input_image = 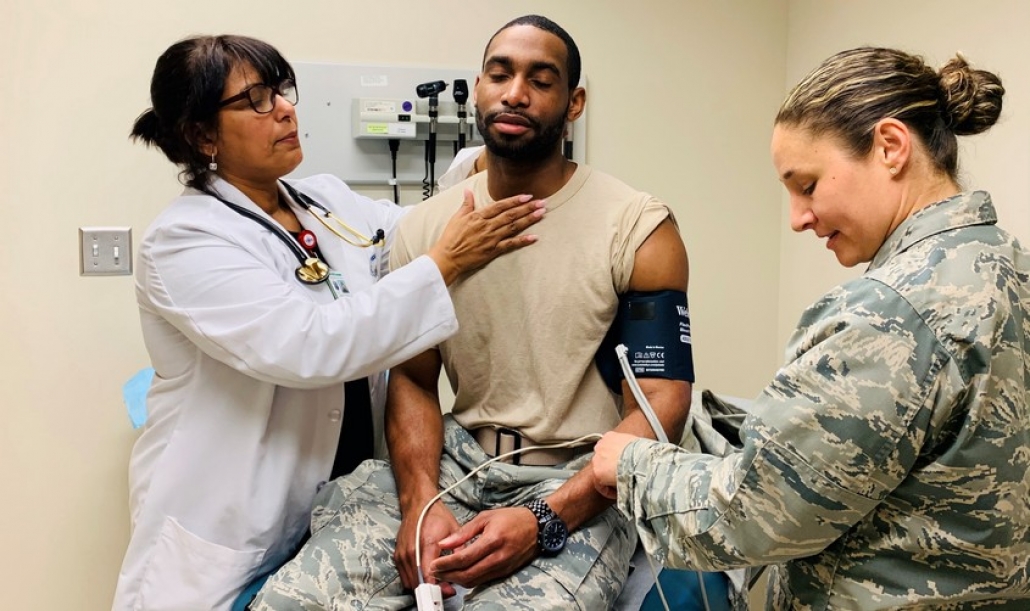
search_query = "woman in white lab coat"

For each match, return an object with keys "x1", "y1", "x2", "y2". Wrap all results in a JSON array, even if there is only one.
[{"x1": 112, "y1": 35, "x2": 544, "y2": 611}]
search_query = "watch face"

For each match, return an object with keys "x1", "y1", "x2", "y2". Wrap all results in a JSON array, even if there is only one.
[{"x1": 540, "y1": 519, "x2": 569, "y2": 556}]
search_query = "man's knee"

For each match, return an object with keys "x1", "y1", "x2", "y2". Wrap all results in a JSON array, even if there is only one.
[{"x1": 253, "y1": 460, "x2": 404, "y2": 609}]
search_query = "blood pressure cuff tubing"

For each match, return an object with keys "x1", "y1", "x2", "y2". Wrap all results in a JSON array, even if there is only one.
[{"x1": 595, "y1": 290, "x2": 695, "y2": 394}]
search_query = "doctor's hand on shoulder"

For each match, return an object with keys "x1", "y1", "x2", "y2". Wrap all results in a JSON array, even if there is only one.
[{"x1": 429, "y1": 188, "x2": 545, "y2": 285}]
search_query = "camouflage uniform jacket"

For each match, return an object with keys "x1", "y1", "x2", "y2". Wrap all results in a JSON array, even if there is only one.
[{"x1": 617, "y1": 191, "x2": 1030, "y2": 609}]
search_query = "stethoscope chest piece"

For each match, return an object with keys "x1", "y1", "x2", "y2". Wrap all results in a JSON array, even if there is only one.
[{"x1": 296, "y1": 257, "x2": 330, "y2": 284}]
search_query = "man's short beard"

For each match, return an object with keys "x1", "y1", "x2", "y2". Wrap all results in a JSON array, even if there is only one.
[{"x1": 476, "y1": 110, "x2": 566, "y2": 163}]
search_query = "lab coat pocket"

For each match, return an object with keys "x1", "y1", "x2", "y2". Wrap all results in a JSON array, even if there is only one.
[{"x1": 138, "y1": 516, "x2": 266, "y2": 611}]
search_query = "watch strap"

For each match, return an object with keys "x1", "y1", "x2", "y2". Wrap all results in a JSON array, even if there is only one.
[
  {"x1": 524, "y1": 498, "x2": 558, "y2": 525},
  {"x1": 524, "y1": 498, "x2": 568, "y2": 556}
]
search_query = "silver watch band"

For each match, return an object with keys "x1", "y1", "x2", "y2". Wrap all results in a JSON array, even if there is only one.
[{"x1": 524, "y1": 498, "x2": 557, "y2": 524}]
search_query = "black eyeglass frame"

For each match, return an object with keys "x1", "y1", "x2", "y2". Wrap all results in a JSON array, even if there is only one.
[{"x1": 218, "y1": 79, "x2": 298, "y2": 114}]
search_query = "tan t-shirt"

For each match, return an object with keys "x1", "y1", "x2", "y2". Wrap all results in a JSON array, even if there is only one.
[{"x1": 391, "y1": 165, "x2": 672, "y2": 443}]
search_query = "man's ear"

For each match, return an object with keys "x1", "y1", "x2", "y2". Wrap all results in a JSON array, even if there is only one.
[
  {"x1": 566, "y1": 86, "x2": 586, "y2": 123},
  {"x1": 872, "y1": 118, "x2": 911, "y2": 175}
]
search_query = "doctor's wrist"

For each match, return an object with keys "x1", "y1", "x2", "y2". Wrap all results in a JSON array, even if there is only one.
[{"x1": 426, "y1": 249, "x2": 460, "y2": 286}]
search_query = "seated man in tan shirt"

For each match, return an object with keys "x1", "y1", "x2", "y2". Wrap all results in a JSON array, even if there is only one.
[{"x1": 254, "y1": 14, "x2": 692, "y2": 610}]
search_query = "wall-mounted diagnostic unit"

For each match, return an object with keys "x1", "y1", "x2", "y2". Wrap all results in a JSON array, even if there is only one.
[
  {"x1": 352, "y1": 96, "x2": 472, "y2": 145},
  {"x1": 288, "y1": 62, "x2": 482, "y2": 201}
]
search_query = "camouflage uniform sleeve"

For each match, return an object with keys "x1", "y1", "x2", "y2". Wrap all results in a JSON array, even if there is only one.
[{"x1": 616, "y1": 277, "x2": 961, "y2": 570}]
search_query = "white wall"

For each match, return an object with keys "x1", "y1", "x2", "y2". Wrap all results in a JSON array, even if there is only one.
[
  {"x1": 778, "y1": 0, "x2": 1030, "y2": 349},
  {"x1": 3, "y1": 2, "x2": 788, "y2": 609}
]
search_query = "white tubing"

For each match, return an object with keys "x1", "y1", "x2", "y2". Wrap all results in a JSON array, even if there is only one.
[{"x1": 615, "y1": 344, "x2": 669, "y2": 444}]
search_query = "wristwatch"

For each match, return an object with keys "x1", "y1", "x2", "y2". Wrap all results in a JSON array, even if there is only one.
[{"x1": 523, "y1": 498, "x2": 568, "y2": 556}]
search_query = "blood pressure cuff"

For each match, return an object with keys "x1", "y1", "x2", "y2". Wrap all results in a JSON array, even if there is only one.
[{"x1": 595, "y1": 290, "x2": 695, "y2": 394}]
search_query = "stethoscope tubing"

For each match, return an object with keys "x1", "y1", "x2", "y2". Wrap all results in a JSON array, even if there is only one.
[
  {"x1": 280, "y1": 181, "x2": 385, "y2": 248},
  {"x1": 217, "y1": 199, "x2": 312, "y2": 264},
  {"x1": 204, "y1": 181, "x2": 383, "y2": 285}
]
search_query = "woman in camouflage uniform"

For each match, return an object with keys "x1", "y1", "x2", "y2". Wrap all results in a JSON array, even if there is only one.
[{"x1": 593, "y1": 47, "x2": 1029, "y2": 609}]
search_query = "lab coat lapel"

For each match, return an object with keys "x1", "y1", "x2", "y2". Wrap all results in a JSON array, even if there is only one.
[{"x1": 206, "y1": 176, "x2": 274, "y2": 218}]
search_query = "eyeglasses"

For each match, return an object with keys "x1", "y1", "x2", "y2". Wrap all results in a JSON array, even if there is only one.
[{"x1": 218, "y1": 79, "x2": 298, "y2": 114}]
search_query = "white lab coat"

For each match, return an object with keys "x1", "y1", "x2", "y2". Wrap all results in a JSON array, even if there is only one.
[
  {"x1": 437, "y1": 144, "x2": 484, "y2": 191},
  {"x1": 112, "y1": 174, "x2": 458, "y2": 611}
]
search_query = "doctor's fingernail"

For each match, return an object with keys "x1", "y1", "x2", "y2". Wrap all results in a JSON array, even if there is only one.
[{"x1": 519, "y1": 194, "x2": 533, "y2": 202}]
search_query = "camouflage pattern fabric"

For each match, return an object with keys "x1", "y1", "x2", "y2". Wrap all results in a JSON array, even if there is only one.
[
  {"x1": 617, "y1": 191, "x2": 1030, "y2": 610},
  {"x1": 252, "y1": 415, "x2": 637, "y2": 610}
]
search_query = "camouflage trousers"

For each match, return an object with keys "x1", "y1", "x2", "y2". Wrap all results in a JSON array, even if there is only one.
[{"x1": 252, "y1": 416, "x2": 637, "y2": 610}]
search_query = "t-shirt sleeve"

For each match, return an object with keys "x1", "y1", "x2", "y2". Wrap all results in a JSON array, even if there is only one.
[
  {"x1": 612, "y1": 196, "x2": 674, "y2": 293},
  {"x1": 388, "y1": 217, "x2": 416, "y2": 273}
]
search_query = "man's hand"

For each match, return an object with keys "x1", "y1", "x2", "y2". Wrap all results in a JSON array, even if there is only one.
[
  {"x1": 590, "y1": 432, "x2": 640, "y2": 499},
  {"x1": 395, "y1": 501, "x2": 462, "y2": 597},
  {"x1": 428, "y1": 506, "x2": 538, "y2": 588}
]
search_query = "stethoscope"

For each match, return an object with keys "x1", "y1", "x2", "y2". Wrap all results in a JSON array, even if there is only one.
[{"x1": 206, "y1": 181, "x2": 384, "y2": 285}]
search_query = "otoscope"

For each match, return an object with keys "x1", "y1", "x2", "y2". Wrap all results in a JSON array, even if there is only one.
[
  {"x1": 452, "y1": 79, "x2": 469, "y2": 154},
  {"x1": 416, "y1": 80, "x2": 447, "y2": 199}
]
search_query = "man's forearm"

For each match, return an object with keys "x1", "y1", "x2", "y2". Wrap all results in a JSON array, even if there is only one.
[
  {"x1": 388, "y1": 405, "x2": 444, "y2": 513},
  {"x1": 619, "y1": 380, "x2": 692, "y2": 443},
  {"x1": 545, "y1": 380, "x2": 692, "y2": 530},
  {"x1": 386, "y1": 357, "x2": 447, "y2": 514}
]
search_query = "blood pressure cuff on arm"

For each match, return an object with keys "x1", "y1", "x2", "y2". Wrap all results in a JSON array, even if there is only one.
[{"x1": 595, "y1": 290, "x2": 695, "y2": 394}]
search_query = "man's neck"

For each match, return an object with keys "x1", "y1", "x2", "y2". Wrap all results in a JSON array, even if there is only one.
[{"x1": 485, "y1": 153, "x2": 576, "y2": 201}]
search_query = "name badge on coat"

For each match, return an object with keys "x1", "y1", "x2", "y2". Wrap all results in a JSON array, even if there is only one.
[{"x1": 327, "y1": 271, "x2": 348, "y2": 299}]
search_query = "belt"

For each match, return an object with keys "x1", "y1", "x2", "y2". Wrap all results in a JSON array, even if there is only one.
[{"x1": 471, "y1": 427, "x2": 590, "y2": 467}]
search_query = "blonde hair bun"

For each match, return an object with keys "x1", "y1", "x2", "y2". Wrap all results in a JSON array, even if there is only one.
[{"x1": 937, "y1": 53, "x2": 1005, "y2": 136}]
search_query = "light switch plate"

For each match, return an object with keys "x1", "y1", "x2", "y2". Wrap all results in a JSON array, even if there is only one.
[{"x1": 80, "y1": 227, "x2": 132, "y2": 276}]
